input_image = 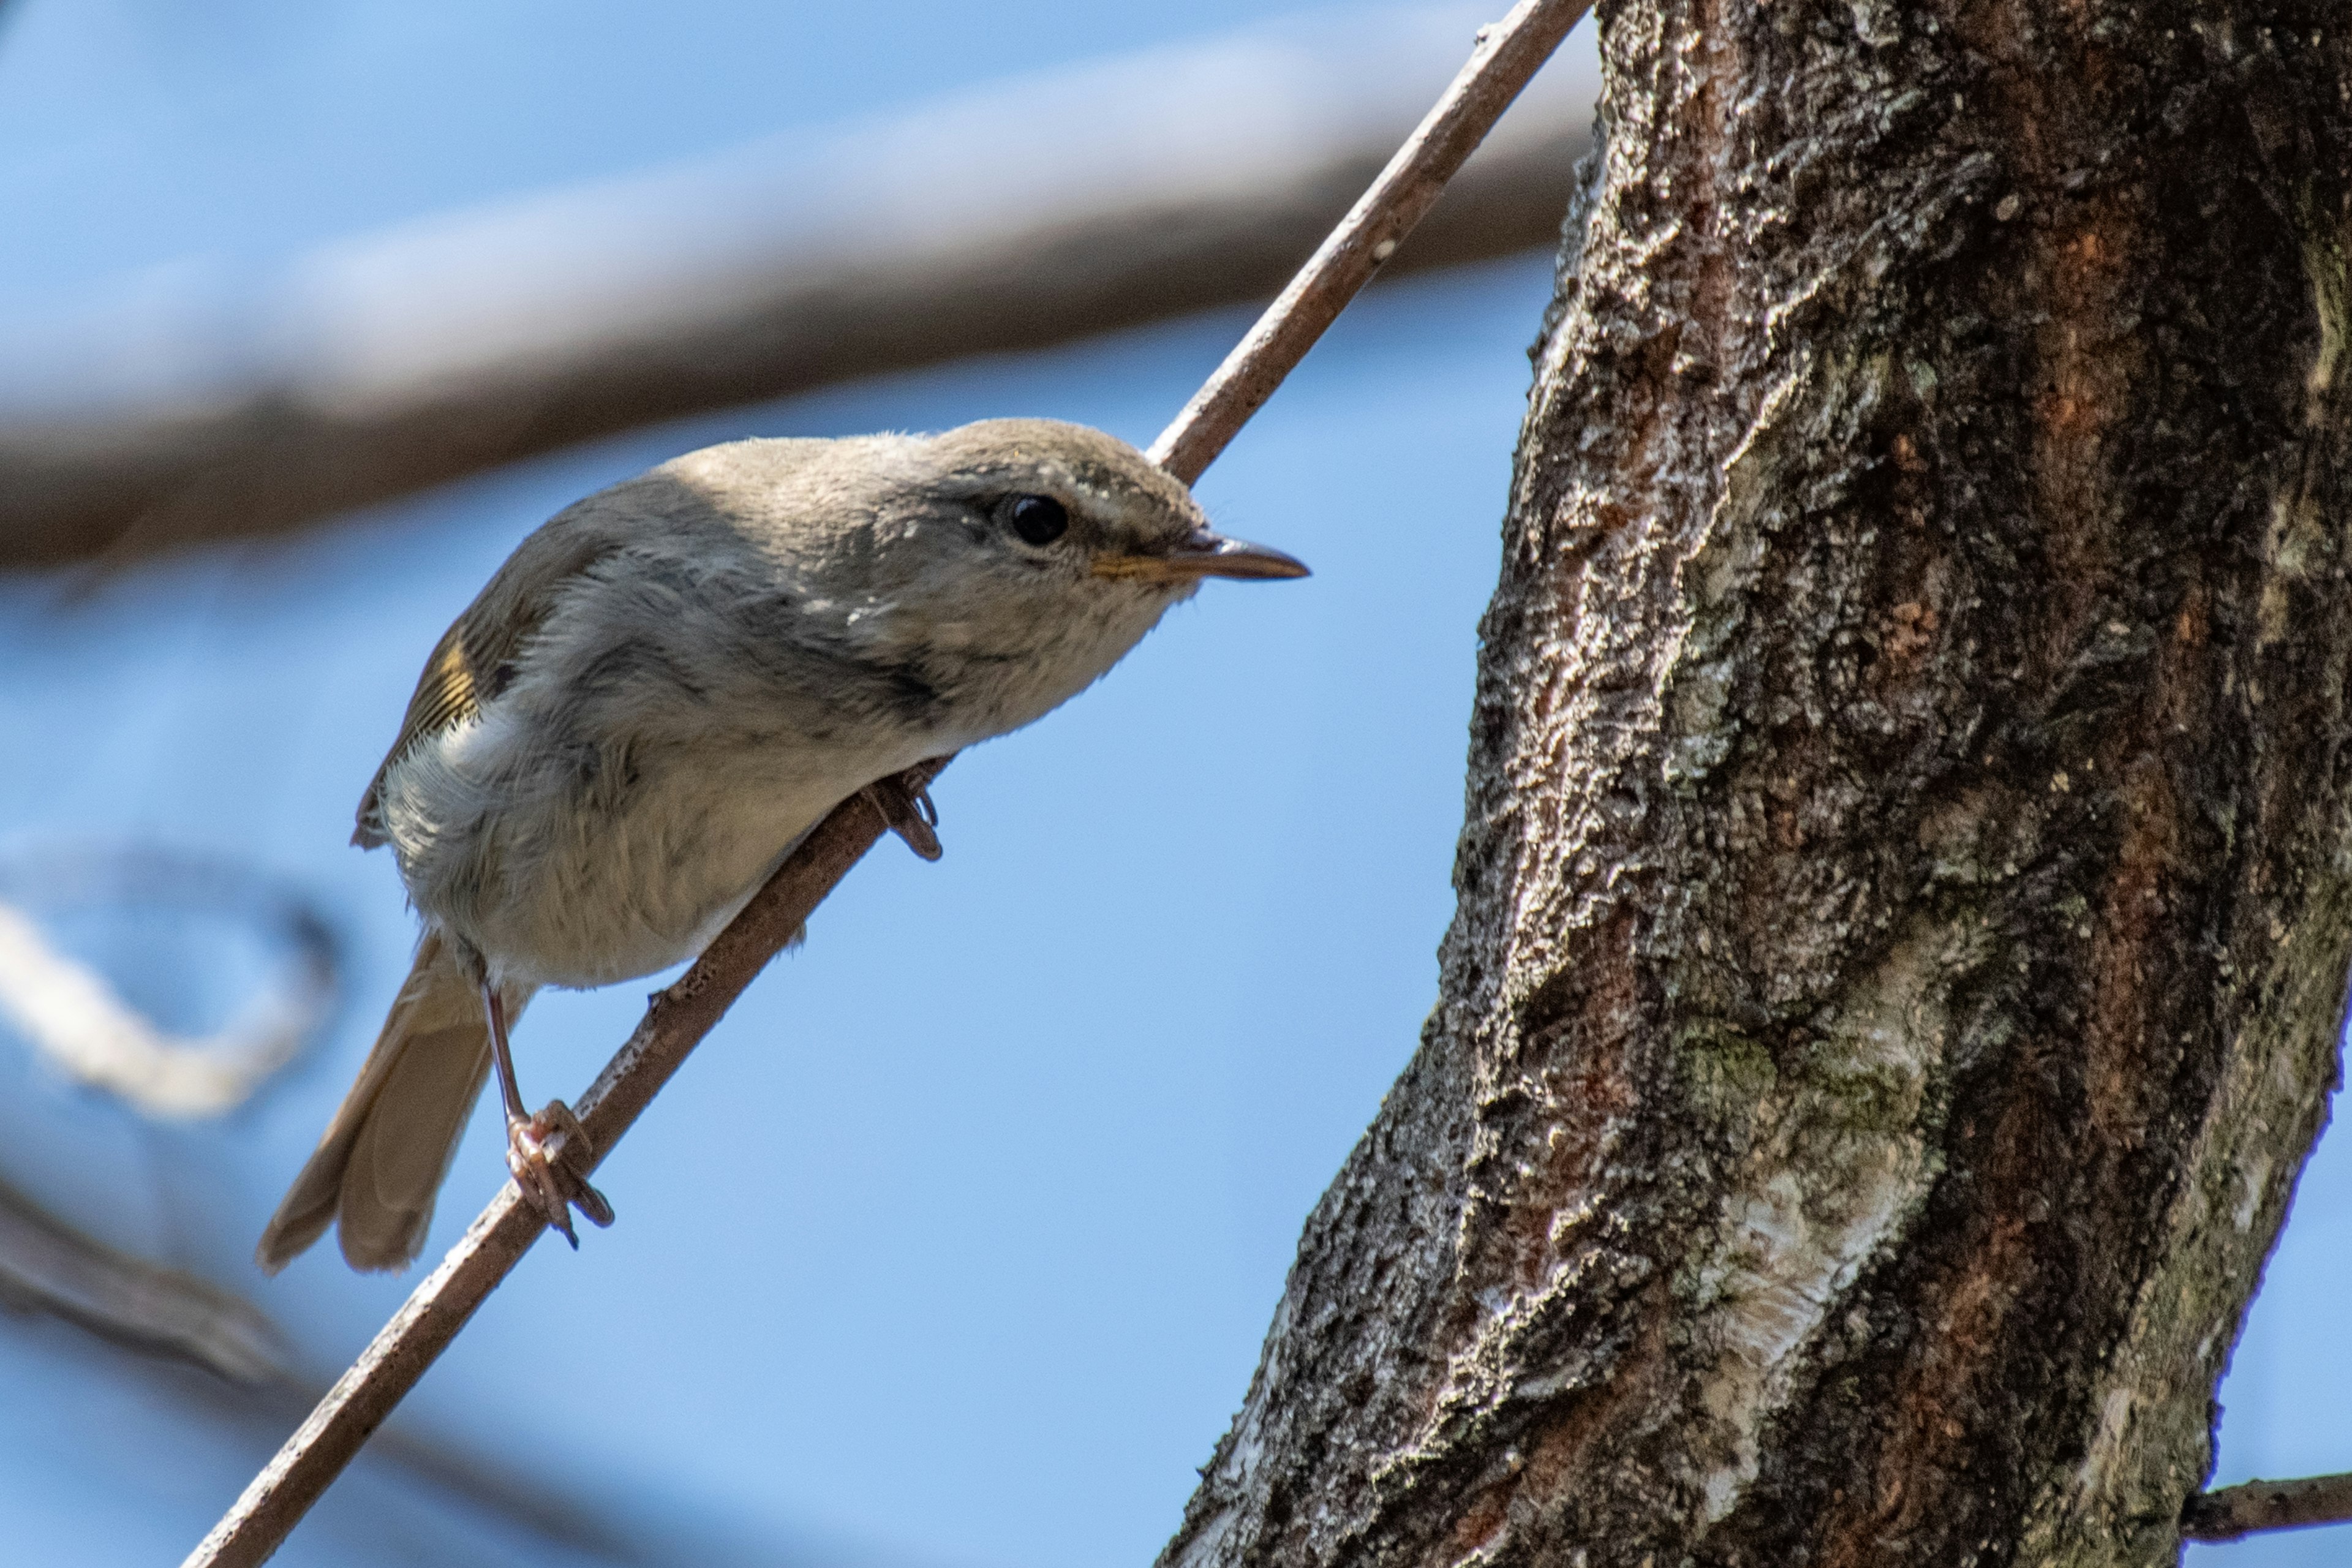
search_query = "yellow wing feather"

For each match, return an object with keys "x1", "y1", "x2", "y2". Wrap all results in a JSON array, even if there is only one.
[
  {"x1": 351, "y1": 510, "x2": 634, "y2": 848},
  {"x1": 357, "y1": 617, "x2": 502, "y2": 846}
]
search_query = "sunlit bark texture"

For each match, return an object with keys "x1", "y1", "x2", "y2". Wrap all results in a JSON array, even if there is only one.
[{"x1": 1163, "y1": 4, "x2": 2352, "y2": 1566}]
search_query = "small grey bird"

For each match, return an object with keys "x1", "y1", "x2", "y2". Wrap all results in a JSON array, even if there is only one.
[{"x1": 257, "y1": 418, "x2": 1305, "y2": 1273}]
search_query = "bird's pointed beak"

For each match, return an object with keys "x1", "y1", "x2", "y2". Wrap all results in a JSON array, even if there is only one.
[{"x1": 1093, "y1": 527, "x2": 1311, "y2": 584}]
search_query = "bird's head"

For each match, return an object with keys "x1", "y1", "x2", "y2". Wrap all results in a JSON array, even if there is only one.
[
  {"x1": 662, "y1": 418, "x2": 1306, "y2": 746},
  {"x1": 903, "y1": 417, "x2": 1308, "y2": 594},
  {"x1": 829, "y1": 418, "x2": 1309, "y2": 741}
]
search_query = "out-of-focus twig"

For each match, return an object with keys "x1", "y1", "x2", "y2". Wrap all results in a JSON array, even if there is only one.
[
  {"x1": 0, "y1": 1172, "x2": 285, "y2": 1384},
  {"x1": 2183, "y1": 1473, "x2": 2352, "y2": 1542},
  {"x1": 0, "y1": 846, "x2": 338, "y2": 1118},
  {"x1": 186, "y1": 3, "x2": 1593, "y2": 1562},
  {"x1": 0, "y1": 1171, "x2": 650, "y2": 1558},
  {"x1": 2, "y1": 4, "x2": 1596, "y2": 571}
]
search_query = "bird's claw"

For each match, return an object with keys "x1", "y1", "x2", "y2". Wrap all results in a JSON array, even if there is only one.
[
  {"x1": 864, "y1": 770, "x2": 944, "y2": 861},
  {"x1": 507, "y1": 1099, "x2": 615, "y2": 1248}
]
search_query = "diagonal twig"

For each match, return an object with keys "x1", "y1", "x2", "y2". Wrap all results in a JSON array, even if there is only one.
[
  {"x1": 1149, "y1": 0, "x2": 1591, "y2": 483},
  {"x1": 184, "y1": 4, "x2": 1591, "y2": 1563}
]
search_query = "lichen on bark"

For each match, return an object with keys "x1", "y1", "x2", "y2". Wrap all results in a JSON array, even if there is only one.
[{"x1": 1159, "y1": 3, "x2": 2352, "y2": 1566}]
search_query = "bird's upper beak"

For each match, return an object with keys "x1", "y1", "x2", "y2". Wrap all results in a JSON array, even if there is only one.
[{"x1": 1093, "y1": 527, "x2": 1311, "y2": 584}]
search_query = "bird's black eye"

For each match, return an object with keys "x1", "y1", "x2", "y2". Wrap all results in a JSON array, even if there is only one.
[{"x1": 1004, "y1": 494, "x2": 1069, "y2": 546}]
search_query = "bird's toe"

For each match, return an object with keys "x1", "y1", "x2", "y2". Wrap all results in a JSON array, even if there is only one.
[{"x1": 507, "y1": 1101, "x2": 614, "y2": 1243}]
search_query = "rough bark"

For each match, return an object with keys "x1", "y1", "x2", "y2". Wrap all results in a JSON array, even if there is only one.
[{"x1": 1162, "y1": 4, "x2": 2352, "y2": 1567}]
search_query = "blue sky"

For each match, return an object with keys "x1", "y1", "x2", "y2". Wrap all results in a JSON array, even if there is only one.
[{"x1": 0, "y1": 4, "x2": 2343, "y2": 1567}]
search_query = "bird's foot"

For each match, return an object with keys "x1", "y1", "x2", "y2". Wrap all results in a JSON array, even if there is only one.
[
  {"x1": 507, "y1": 1099, "x2": 616, "y2": 1248},
  {"x1": 864, "y1": 769, "x2": 943, "y2": 861}
]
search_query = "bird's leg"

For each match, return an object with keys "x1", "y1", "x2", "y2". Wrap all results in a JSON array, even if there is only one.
[
  {"x1": 862, "y1": 767, "x2": 944, "y2": 861},
  {"x1": 481, "y1": 981, "x2": 615, "y2": 1248}
]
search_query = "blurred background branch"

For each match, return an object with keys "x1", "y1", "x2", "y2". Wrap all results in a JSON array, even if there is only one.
[
  {"x1": 0, "y1": 1171, "x2": 660, "y2": 1564},
  {"x1": 0, "y1": 1168, "x2": 284, "y2": 1382},
  {"x1": 0, "y1": 6, "x2": 1595, "y2": 570},
  {"x1": 0, "y1": 846, "x2": 338, "y2": 1119}
]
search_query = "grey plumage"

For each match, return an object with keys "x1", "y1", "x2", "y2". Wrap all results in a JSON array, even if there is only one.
[{"x1": 259, "y1": 419, "x2": 1303, "y2": 1273}]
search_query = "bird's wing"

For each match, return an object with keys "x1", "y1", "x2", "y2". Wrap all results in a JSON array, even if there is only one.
[{"x1": 352, "y1": 513, "x2": 630, "y2": 848}]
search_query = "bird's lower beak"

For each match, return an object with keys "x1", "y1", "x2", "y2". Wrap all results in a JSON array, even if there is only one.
[{"x1": 1093, "y1": 528, "x2": 1311, "y2": 584}]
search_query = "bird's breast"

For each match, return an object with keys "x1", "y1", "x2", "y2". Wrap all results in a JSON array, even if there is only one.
[{"x1": 382, "y1": 707, "x2": 927, "y2": 990}]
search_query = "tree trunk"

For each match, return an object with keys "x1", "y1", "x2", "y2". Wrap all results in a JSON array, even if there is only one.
[{"x1": 1161, "y1": 4, "x2": 2352, "y2": 1566}]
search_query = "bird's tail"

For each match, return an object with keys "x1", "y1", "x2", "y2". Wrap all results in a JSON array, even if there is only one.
[{"x1": 255, "y1": 931, "x2": 532, "y2": 1274}]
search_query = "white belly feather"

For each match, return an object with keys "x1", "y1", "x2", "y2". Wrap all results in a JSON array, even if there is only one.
[{"x1": 378, "y1": 703, "x2": 928, "y2": 990}]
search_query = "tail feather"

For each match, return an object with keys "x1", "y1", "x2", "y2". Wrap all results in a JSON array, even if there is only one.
[{"x1": 256, "y1": 932, "x2": 532, "y2": 1274}]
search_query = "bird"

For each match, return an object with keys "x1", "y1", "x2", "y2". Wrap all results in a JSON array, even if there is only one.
[{"x1": 255, "y1": 418, "x2": 1306, "y2": 1273}]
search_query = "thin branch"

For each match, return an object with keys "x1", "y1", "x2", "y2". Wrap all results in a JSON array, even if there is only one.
[
  {"x1": 184, "y1": 4, "x2": 1593, "y2": 1562},
  {"x1": 2184, "y1": 1473, "x2": 2352, "y2": 1542},
  {"x1": 1150, "y1": 0, "x2": 1591, "y2": 484}
]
